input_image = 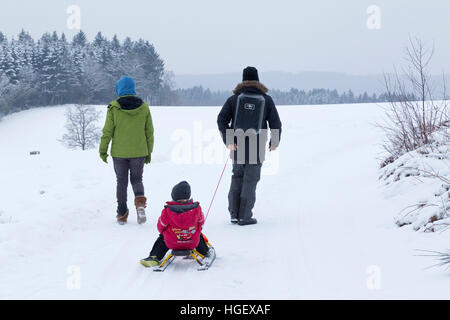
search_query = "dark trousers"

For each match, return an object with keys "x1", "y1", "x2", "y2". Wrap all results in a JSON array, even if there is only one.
[
  {"x1": 149, "y1": 234, "x2": 209, "y2": 261},
  {"x1": 113, "y1": 157, "x2": 146, "y2": 213},
  {"x1": 228, "y1": 163, "x2": 262, "y2": 221}
]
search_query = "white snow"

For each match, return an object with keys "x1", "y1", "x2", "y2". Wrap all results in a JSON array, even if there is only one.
[
  {"x1": 0, "y1": 103, "x2": 449, "y2": 300},
  {"x1": 379, "y1": 129, "x2": 450, "y2": 232}
]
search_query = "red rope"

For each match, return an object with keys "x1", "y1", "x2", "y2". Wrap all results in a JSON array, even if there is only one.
[{"x1": 205, "y1": 157, "x2": 229, "y2": 222}]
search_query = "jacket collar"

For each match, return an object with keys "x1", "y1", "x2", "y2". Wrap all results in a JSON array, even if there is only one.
[
  {"x1": 116, "y1": 95, "x2": 144, "y2": 110},
  {"x1": 166, "y1": 201, "x2": 199, "y2": 214},
  {"x1": 233, "y1": 81, "x2": 269, "y2": 95},
  {"x1": 109, "y1": 96, "x2": 145, "y2": 113}
]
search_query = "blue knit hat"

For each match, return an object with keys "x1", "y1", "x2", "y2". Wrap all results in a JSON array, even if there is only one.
[{"x1": 115, "y1": 76, "x2": 136, "y2": 97}]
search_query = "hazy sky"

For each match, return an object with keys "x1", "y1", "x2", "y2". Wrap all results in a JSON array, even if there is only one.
[{"x1": 1, "y1": 0, "x2": 449, "y2": 75}]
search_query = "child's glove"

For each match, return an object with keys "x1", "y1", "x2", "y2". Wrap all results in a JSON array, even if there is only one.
[
  {"x1": 145, "y1": 154, "x2": 151, "y2": 164},
  {"x1": 100, "y1": 153, "x2": 108, "y2": 163}
]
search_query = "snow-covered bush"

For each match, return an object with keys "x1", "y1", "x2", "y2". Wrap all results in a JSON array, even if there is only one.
[
  {"x1": 380, "y1": 128, "x2": 450, "y2": 232},
  {"x1": 379, "y1": 37, "x2": 448, "y2": 163},
  {"x1": 378, "y1": 37, "x2": 450, "y2": 236}
]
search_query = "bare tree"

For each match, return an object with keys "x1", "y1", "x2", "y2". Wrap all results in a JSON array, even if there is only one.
[
  {"x1": 379, "y1": 37, "x2": 449, "y2": 163},
  {"x1": 61, "y1": 104, "x2": 101, "y2": 150}
]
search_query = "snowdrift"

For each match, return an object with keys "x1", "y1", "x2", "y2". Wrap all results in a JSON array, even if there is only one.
[{"x1": 380, "y1": 129, "x2": 450, "y2": 232}]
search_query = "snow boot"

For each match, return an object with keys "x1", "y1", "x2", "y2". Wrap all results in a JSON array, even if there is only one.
[
  {"x1": 238, "y1": 218, "x2": 257, "y2": 226},
  {"x1": 230, "y1": 213, "x2": 239, "y2": 224},
  {"x1": 116, "y1": 210, "x2": 129, "y2": 225},
  {"x1": 135, "y1": 196, "x2": 147, "y2": 225},
  {"x1": 140, "y1": 256, "x2": 159, "y2": 268},
  {"x1": 198, "y1": 247, "x2": 216, "y2": 271}
]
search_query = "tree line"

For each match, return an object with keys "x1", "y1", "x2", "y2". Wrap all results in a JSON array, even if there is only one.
[
  {"x1": 174, "y1": 86, "x2": 406, "y2": 106},
  {"x1": 0, "y1": 30, "x2": 403, "y2": 118},
  {"x1": 0, "y1": 30, "x2": 169, "y2": 117}
]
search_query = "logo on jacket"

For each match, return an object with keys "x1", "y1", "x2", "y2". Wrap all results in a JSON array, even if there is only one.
[
  {"x1": 172, "y1": 226, "x2": 196, "y2": 242},
  {"x1": 244, "y1": 103, "x2": 256, "y2": 111}
]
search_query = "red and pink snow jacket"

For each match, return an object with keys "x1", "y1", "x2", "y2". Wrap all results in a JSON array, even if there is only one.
[{"x1": 157, "y1": 201, "x2": 205, "y2": 250}]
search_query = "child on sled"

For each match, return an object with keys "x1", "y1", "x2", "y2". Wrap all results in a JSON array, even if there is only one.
[{"x1": 141, "y1": 181, "x2": 213, "y2": 268}]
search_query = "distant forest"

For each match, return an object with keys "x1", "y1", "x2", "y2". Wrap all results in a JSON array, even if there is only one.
[
  {"x1": 174, "y1": 86, "x2": 399, "y2": 106},
  {"x1": 0, "y1": 30, "x2": 404, "y2": 118}
]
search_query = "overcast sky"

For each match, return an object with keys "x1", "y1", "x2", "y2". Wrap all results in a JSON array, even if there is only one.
[{"x1": 1, "y1": 0, "x2": 449, "y2": 75}]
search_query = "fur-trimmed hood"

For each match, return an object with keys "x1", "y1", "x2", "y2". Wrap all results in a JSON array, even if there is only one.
[{"x1": 233, "y1": 81, "x2": 269, "y2": 95}]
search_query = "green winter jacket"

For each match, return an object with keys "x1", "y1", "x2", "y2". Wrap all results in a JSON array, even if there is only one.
[{"x1": 99, "y1": 96, "x2": 154, "y2": 159}]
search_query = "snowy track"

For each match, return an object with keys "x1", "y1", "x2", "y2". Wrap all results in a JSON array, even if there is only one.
[{"x1": 1, "y1": 104, "x2": 449, "y2": 299}]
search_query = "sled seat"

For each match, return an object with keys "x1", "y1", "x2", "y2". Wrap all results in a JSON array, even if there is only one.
[
  {"x1": 163, "y1": 249, "x2": 205, "y2": 267},
  {"x1": 171, "y1": 250, "x2": 193, "y2": 257}
]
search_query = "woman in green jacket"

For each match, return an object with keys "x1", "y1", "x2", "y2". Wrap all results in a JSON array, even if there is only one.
[{"x1": 99, "y1": 76, "x2": 154, "y2": 225}]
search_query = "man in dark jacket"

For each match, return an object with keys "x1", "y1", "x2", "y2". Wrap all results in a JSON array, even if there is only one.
[{"x1": 217, "y1": 67, "x2": 282, "y2": 226}]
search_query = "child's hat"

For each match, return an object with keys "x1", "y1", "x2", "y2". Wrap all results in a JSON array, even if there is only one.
[{"x1": 171, "y1": 181, "x2": 191, "y2": 201}]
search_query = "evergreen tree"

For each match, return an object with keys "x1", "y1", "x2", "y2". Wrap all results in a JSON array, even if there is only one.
[
  {"x1": 37, "y1": 40, "x2": 59, "y2": 102},
  {"x1": 111, "y1": 34, "x2": 121, "y2": 50},
  {"x1": 72, "y1": 30, "x2": 87, "y2": 47},
  {"x1": 15, "y1": 30, "x2": 34, "y2": 71},
  {"x1": 93, "y1": 32, "x2": 105, "y2": 47},
  {"x1": 0, "y1": 44, "x2": 19, "y2": 84}
]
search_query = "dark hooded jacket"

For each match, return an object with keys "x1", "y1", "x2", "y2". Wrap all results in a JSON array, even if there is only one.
[{"x1": 217, "y1": 81, "x2": 282, "y2": 164}]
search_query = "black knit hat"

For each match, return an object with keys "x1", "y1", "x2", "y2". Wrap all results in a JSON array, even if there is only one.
[
  {"x1": 243, "y1": 66, "x2": 259, "y2": 81},
  {"x1": 171, "y1": 181, "x2": 191, "y2": 201}
]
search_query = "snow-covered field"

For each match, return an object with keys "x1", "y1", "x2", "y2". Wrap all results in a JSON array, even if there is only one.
[{"x1": 0, "y1": 103, "x2": 449, "y2": 300}]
